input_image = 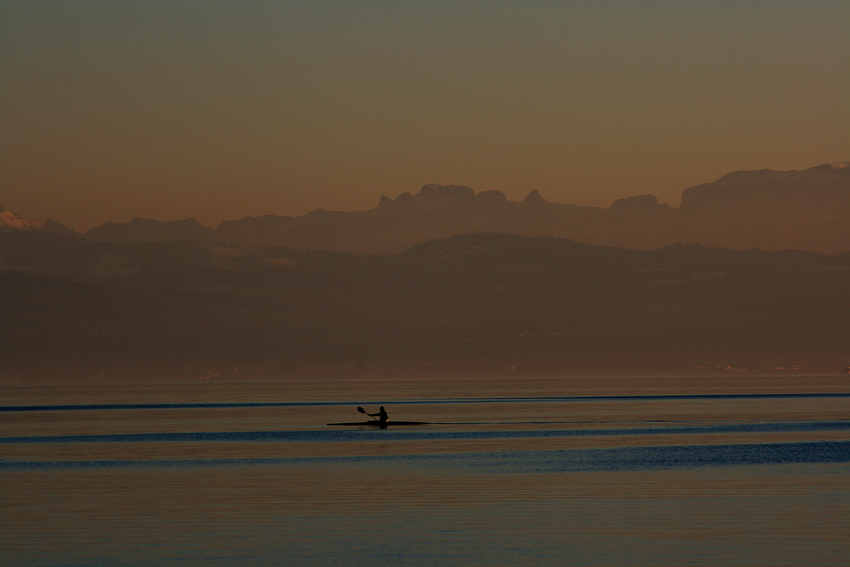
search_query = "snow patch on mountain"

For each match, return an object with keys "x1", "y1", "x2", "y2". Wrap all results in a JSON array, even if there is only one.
[{"x1": 0, "y1": 205, "x2": 39, "y2": 230}]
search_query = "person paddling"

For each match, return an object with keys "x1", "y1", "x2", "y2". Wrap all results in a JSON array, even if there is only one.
[{"x1": 368, "y1": 406, "x2": 388, "y2": 425}]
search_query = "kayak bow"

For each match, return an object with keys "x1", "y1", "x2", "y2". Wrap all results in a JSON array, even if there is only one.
[{"x1": 326, "y1": 420, "x2": 429, "y2": 426}]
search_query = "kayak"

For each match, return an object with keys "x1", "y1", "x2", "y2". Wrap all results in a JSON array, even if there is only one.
[{"x1": 326, "y1": 420, "x2": 430, "y2": 427}]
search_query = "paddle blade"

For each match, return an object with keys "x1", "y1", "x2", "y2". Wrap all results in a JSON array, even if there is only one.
[{"x1": 357, "y1": 406, "x2": 366, "y2": 414}]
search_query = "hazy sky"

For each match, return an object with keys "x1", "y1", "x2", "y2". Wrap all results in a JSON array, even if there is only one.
[{"x1": 2, "y1": 1, "x2": 848, "y2": 231}]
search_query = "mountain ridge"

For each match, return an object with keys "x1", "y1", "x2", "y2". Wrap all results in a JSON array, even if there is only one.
[
  {"x1": 6, "y1": 162, "x2": 849, "y2": 254},
  {"x1": 0, "y1": 203, "x2": 75, "y2": 235}
]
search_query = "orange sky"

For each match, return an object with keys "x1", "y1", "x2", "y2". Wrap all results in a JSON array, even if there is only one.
[{"x1": 1, "y1": 1, "x2": 848, "y2": 231}]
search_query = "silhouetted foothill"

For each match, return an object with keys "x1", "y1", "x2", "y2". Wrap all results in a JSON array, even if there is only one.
[
  {"x1": 377, "y1": 192, "x2": 414, "y2": 209},
  {"x1": 609, "y1": 194, "x2": 660, "y2": 211},
  {"x1": 475, "y1": 190, "x2": 508, "y2": 201},
  {"x1": 2, "y1": 230, "x2": 849, "y2": 378},
  {"x1": 42, "y1": 219, "x2": 76, "y2": 236},
  {"x1": 86, "y1": 217, "x2": 211, "y2": 242}
]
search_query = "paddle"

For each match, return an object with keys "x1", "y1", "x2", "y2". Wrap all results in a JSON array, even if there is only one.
[{"x1": 357, "y1": 406, "x2": 377, "y2": 421}]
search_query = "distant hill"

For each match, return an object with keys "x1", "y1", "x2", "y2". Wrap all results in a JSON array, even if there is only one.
[
  {"x1": 677, "y1": 162, "x2": 850, "y2": 253},
  {"x1": 77, "y1": 162, "x2": 850, "y2": 254},
  {"x1": 2, "y1": 231, "x2": 849, "y2": 381},
  {"x1": 85, "y1": 217, "x2": 213, "y2": 242}
]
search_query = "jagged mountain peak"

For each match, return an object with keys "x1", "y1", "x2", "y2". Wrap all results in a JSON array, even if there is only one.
[
  {"x1": 378, "y1": 187, "x2": 507, "y2": 209},
  {"x1": 522, "y1": 189, "x2": 548, "y2": 205}
]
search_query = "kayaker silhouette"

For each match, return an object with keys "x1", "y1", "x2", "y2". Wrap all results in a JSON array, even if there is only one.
[{"x1": 369, "y1": 406, "x2": 388, "y2": 425}]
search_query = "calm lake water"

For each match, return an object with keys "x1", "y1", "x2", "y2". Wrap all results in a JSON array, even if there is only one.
[{"x1": 2, "y1": 375, "x2": 848, "y2": 566}]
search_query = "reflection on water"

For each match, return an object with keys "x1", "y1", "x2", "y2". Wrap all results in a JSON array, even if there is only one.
[{"x1": 1, "y1": 376, "x2": 849, "y2": 566}]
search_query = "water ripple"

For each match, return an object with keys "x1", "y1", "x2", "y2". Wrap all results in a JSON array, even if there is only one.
[
  {"x1": 2, "y1": 441, "x2": 847, "y2": 471},
  {"x1": 2, "y1": 420, "x2": 848, "y2": 444}
]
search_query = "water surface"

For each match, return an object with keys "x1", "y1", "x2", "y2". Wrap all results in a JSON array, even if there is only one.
[{"x1": 2, "y1": 375, "x2": 848, "y2": 566}]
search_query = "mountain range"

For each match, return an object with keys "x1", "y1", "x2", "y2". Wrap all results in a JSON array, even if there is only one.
[
  {"x1": 4, "y1": 162, "x2": 848, "y2": 382},
  {"x1": 0, "y1": 204, "x2": 75, "y2": 235},
  {"x1": 5, "y1": 162, "x2": 849, "y2": 254}
]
